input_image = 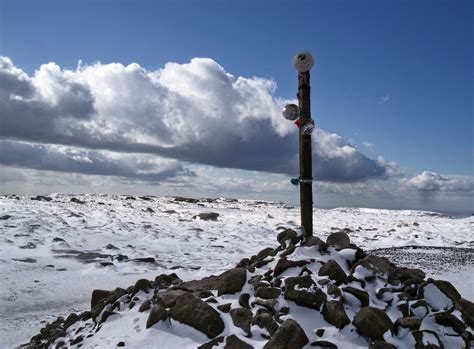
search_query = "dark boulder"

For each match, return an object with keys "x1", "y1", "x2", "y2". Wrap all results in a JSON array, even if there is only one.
[
  {"x1": 318, "y1": 260, "x2": 348, "y2": 285},
  {"x1": 277, "y1": 228, "x2": 301, "y2": 248},
  {"x1": 168, "y1": 293, "x2": 225, "y2": 339},
  {"x1": 91, "y1": 289, "x2": 109, "y2": 309},
  {"x1": 394, "y1": 317, "x2": 422, "y2": 334},
  {"x1": 146, "y1": 305, "x2": 168, "y2": 328},
  {"x1": 181, "y1": 268, "x2": 247, "y2": 296},
  {"x1": 434, "y1": 312, "x2": 466, "y2": 334},
  {"x1": 353, "y1": 307, "x2": 394, "y2": 341},
  {"x1": 322, "y1": 301, "x2": 350, "y2": 329},
  {"x1": 255, "y1": 287, "x2": 281, "y2": 299},
  {"x1": 263, "y1": 319, "x2": 308, "y2": 349},
  {"x1": 224, "y1": 335, "x2": 253, "y2": 349},
  {"x1": 284, "y1": 276, "x2": 326, "y2": 310},
  {"x1": 274, "y1": 258, "x2": 310, "y2": 277},
  {"x1": 193, "y1": 212, "x2": 219, "y2": 221},
  {"x1": 411, "y1": 330, "x2": 444, "y2": 349},
  {"x1": 326, "y1": 232, "x2": 350, "y2": 250},
  {"x1": 342, "y1": 286, "x2": 370, "y2": 307},
  {"x1": 230, "y1": 308, "x2": 253, "y2": 337}
]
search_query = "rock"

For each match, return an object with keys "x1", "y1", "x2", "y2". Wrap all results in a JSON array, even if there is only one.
[
  {"x1": 255, "y1": 247, "x2": 277, "y2": 261},
  {"x1": 31, "y1": 195, "x2": 52, "y2": 201},
  {"x1": 139, "y1": 300, "x2": 152, "y2": 312},
  {"x1": 0, "y1": 214, "x2": 12, "y2": 220},
  {"x1": 301, "y1": 236, "x2": 326, "y2": 251},
  {"x1": 322, "y1": 301, "x2": 350, "y2": 329},
  {"x1": 251, "y1": 298, "x2": 278, "y2": 314},
  {"x1": 455, "y1": 298, "x2": 474, "y2": 327},
  {"x1": 174, "y1": 196, "x2": 200, "y2": 204},
  {"x1": 131, "y1": 257, "x2": 156, "y2": 264},
  {"x1": 277, "y1": 228, "x2": 301, "y2": 248},
  {"x1": 284, "y1": 276, "x2": 326, "y2": 310},
  {"x1": 105, "y1": 243, "x2": 119, "y2": 250},
  {"x1": 198, "y1": 336, "x2": 225, "y2": 349},
  {"x1": 411, "y1": 330, "x2": 444, "y2": 348},
  {"x1": 153, "y1": 273, "x2": 182, "y2": 288},
  {"x1": 117, "y1": 342, "x2": 125, "y2": 347},
  {"x1": 263, "y1": 319, "x2": 309, "y2": 349},
  {"x1": 394, "y1": 317, "x2": 421, "y2": 334},
  {"x1": 310, "y1": 340, "x2": 338, "y2": 348},
  {"x1": 327, "y1": 284, "x2": 342, "y2": 297},
  {"x1": 193, "y1": 212, "x2": 219, "y2": 221},
  {"x1": 19, "y1": 242, "x2": 37, "y2": 249},
  {"x1": 318, "y1": 260, "x2": 348, "y2": 285},
  {"x1": 230, "y1": 308, "x2": 253, "y2": 337},
  {"x1": 239, "y1": 293, "x2": 251, "y2": 309},
  {"x1": 351, "y1": 255, "x2": 395, "y2": 279},
  {"x1": 388, "y1": 267, "x2": 425, "y2": 285},
  {"x1": 315, "y1": 329, "x2": 325, "y2": 337},
  {"x1": 410, "y1": 299, "x2": 429, "y2": 318},
  {"x1": 146, "y1": 207, "x2": 154, "y2": 213},
  {"x1": 181, "y1": 268, "x2": 247, "y2": 296},
  {"x1": 168, "y1": 293, "x2": 225, "y2": 339},
  {"x1": 369, "y1": 341, "x2": 396, "y2": 349},
  {"x1": 434, "y1": 312, "x2": 466, "y2": 334},
  {"x1": 419, "y1": 280, "x2": 456, "y2": 311},
  {"x1": 326, "y1": 232, "x2": 350, "y2": 250},
  {"x1": 131, "y1": 279, "x2": 150, "y2": 296},
  {"x1": 353, "y1": 307, "x2": 394, "y2": 341},
  {"x1": 70, "y1": 198, "x2": 85, "y2": 204},
  {"x1": 217, "y1": 303, "x2": 232, "y2": 313},
  {"x1": 342, "y1": 286, "x2": 370, "y2": 307},
  {"x1": 12, "y1": 258, "x2": 36, "y2": 263},
  {"x1": 252, "y1": 310, "x2": 279, "y2": 336},
  {"x1": 146, "y1": 305, "x2": 168, "y2": 328},
  {"x1": 274, "y1": 258, "x2": 310, "y2": 277},
  {"x1": 224, "y1": 335, "x2": 253, "y2": 349},
  {"x1": 91, "y1": 289, "x2": 110, "y2": 309},
  {"x1": 255, "y1": 287, "x2": 281, "y2": 299},
  {"x1": 155, "y1": 290, "x2": 188, "y2": 308}
]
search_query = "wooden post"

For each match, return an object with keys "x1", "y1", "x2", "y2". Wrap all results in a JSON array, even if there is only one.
[{"x1": 298, "y1": 70, "x2": 313, "y2": 237}]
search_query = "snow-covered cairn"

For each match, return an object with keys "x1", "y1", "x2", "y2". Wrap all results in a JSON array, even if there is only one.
[{"x1": 24, "y1": 229, "x2": 473, "y2": 348}]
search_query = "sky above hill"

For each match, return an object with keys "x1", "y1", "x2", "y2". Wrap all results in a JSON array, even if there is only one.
[{"x1": 0, "y1": 0, "x2": 472, "y2": 215}]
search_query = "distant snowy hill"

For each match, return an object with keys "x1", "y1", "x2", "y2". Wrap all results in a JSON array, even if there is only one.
[{"x1": 0, "y1": 194, "x2": 472, "y2": 348}]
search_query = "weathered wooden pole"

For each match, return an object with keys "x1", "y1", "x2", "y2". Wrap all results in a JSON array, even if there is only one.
[{"x1": 294, "y1": 52, "x2": 314, "y2": 237}]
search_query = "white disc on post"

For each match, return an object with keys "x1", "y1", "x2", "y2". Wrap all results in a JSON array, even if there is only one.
[{"x1": 293, "y1": 52, "x2": 315, "y2": 72}]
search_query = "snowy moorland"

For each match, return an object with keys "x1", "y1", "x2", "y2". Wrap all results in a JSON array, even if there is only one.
[{"x1": 0, "y1": 194, "x2": 472, "y2": 348}]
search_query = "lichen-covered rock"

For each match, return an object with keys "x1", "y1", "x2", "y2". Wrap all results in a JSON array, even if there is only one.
[
  {"x1": 326, "y1": 232, "x2": 350, "y2": 250},
  {"x1": 263, "y1": 319, "x2": 308, "y2": 349},
  {"x1": 318, "y1": 260, "x2": 348, "y2": 286},
  {"x1": 322, "y1": 301, "x2": 350, "y2": 329},
  {"x1": 284, "y1": 276, "x2": 326, "y2": 310},
  {"x1": 146, "y1": 305, "x2": 168, "y2": 328},
  {"x1": 353, "y1": 307, "x2": 394, "y2": 341},
  {"x1": 168, "y1": 293, "x2": 224, "y2": 339},
  {"x1": 229, "y1": 308, "x2": 253, "y2": 337}
]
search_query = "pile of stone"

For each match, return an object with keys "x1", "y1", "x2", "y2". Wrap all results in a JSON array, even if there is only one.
[{"x1": 23, "y1": 229, "x2": 473, "y2": 348}]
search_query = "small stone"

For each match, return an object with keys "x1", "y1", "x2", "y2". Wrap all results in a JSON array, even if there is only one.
[
  {"x1": 138, "y1": 300, "x2": 152, "y2": 312},
  {"x1": 217, "y1": 303, "x2": 232, "y2": 313},
  {"x1": 277, "y1": 228, "x2": 301, "y2": 248},
  {"x1": 117, "y1": 341, "x2": 125, "y2": 347},
  {"x1": 302, "y1": 236, "x2": 326, "y2": 250}
]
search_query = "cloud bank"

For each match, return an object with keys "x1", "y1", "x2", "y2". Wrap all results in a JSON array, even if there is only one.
[
  {"x1": 401, "y1": 171, "x2": 474, "y2": 193},
  {"x1": 0, "y1": 56, "x2": 399, "y2": 183}
]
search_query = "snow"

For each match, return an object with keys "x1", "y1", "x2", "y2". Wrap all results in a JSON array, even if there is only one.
[{"x1": 0, "y1": 194, "x2": 473, "y2": 348}]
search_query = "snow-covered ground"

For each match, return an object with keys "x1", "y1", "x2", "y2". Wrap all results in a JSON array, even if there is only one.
[{"x1": 0, "y1": 194, "x2": 472, "y2": 348}]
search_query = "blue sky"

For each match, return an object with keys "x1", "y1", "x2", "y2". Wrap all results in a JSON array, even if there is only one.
[{"x1": 0, "y1": 0, "x2": 472, "y2": 215}]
